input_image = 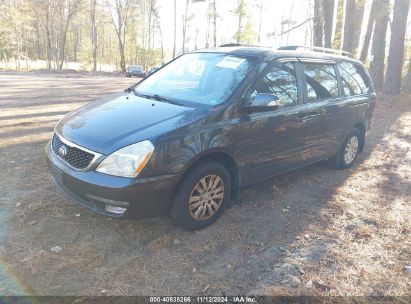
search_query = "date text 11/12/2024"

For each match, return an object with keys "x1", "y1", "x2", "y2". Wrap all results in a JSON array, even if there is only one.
[{"x1": 149, "y1": 296, "x2": 257, "y2": 303}]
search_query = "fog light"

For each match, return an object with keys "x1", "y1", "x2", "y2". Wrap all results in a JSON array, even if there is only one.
[{"x1": 105, "y1": 204, "x2": 126, "y2": 214}]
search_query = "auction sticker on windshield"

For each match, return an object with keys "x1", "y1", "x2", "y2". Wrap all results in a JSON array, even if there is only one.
[{"x1": 216, "y1": 56, "x2": 246, "y2": 69}]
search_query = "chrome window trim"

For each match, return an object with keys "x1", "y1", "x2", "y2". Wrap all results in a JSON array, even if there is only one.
[
  {"x1": 298, "y1": 58, "x2": 337, "y2": 64},
  {"x1": 51, "y1": 133, "x2": 103, "y2": 171},
  {"x1": 275, "y1": 57, "x2": 298, "y2": 63}
]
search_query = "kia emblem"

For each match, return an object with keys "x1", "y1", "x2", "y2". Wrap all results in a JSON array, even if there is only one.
[{"x1": 58, "y1": 145, "x2": 68, "y2": 157}]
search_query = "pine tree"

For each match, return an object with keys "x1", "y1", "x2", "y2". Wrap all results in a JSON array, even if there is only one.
[
  {"x1": 313, "y1": 0, "x2": 324, "y2": 47},
  {"x1": 333, "y1": 0, "x2": 344, "y2": 49},
  {"x1": 369, "y1": 0, "x2": 390, "y2": 91},
  {"x1": 323, "y1": 0, "x2": 335, "y2": 48},
  {"x1": 384, "y1": 0, "x2": 410, "y2": 96}
]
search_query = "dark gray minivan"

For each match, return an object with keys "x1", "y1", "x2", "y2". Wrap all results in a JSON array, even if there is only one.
[{"x1": 46, "y1": 45, "x2": 376, "y2": 230}]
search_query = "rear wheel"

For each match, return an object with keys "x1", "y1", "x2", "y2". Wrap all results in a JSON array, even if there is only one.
[
  {"x1": 330, "y1": 128, "x2": 361, "y2": 169},
  {"x1": 171, "y1": 161, "x2": 231, "y2": 230}
]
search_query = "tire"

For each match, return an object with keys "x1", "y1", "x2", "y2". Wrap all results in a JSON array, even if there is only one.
[
  {"x1": 330, "y1": 127, "x2": 361, "y2": 169},
  {"x1": 171, "y1": 160, "x2": 231, "y2": 230}
]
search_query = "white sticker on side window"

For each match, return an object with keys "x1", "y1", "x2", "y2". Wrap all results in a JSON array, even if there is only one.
[{"x1": 216, "y1": 56, "x2": 246, "y2": 69}]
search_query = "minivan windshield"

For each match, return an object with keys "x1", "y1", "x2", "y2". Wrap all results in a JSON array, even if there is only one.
[{"x1": 135, "y1": 53, "x2": 256, "y2": 106}]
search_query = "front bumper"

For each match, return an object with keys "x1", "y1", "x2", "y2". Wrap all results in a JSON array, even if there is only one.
[{"x1": 45, "y1": 142, "x2": 179, "y2": 218}]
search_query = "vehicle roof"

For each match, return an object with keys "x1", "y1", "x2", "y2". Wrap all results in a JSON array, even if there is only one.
[{"x1": 193, "y1": 45, "x2": 363, "y2": 65}]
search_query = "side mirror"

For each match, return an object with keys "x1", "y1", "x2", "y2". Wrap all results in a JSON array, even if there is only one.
[{"x1": 246, "y1": 93, "x2": 281, "y2": 112}]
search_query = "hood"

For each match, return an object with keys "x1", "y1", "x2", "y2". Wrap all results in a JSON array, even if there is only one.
[{"x1": 56, "y1": 92, "x2": 207, "y2": 155}]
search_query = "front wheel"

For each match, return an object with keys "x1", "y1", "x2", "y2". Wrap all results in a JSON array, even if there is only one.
[
  {"x1": 330, "y1": 128, "x2": 361, "y2": 169},
  {"x1": 171, "y1": 161, "x2": 231, "y2": 230}
]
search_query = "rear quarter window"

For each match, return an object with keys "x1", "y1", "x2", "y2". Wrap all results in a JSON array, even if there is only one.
[{"x1": 337, "y1": 61, "x2": 370, "y2": 96}]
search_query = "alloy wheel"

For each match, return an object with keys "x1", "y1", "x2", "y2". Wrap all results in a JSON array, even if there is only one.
[
  {"x1": 188, "y1": 175, "x2": 225, "y2": 221},
  {"x1": 344, "y1": 136, "x2": 359, "y2": 165}
]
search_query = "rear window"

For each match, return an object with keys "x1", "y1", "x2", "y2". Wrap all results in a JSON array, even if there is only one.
[
  {"x1": 302, "y1": 63, "x2": 339, "y2": 102},
  {"x1": 337, "y1": 61, "x2": 370, "y2": 96}
]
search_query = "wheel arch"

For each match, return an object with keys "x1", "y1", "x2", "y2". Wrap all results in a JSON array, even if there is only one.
[
  {"x1": 353, "y1": 122, "x2": 366, "y2": 153},
  {"x1": 173, "y1": 150, "x2": 240, "y2": 202}
]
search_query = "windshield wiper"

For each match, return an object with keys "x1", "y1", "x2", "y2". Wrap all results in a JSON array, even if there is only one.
[{"x1": 133, "y1": 91, "x2": 182, "y2": 106}]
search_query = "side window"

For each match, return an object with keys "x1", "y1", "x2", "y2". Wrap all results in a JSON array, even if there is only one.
[
  {"x1": 251, "y1": 62, "x2": 298, "y2": 107},
  {"x1": 302, "y1": 63, "x2": 339, "y2": 102},
  {"x1": 338, "y1": 61, "x2": 370, "y2": 96}
]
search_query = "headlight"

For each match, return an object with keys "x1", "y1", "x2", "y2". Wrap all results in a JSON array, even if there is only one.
[{"x1": 96, "y1": 140, "x2": 154, "y2": 178}]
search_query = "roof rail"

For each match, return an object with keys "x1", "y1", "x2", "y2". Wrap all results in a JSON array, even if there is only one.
[
  {"x1": 277, "y1": 45, "x2": 353, "y2": 57},
  {"x1": 219, "y1": 43, "x2": 261, "y2": 48}
]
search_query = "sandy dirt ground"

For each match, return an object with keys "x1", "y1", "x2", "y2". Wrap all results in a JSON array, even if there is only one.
[{"x1": 0, "y1": 71, "x2": 410, "y2": 297}]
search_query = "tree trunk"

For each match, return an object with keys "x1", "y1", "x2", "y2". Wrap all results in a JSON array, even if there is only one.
[
  {"x1": 182, "y1": 0, "x2": 189, "y2": 53},
  {"x1": 3, "y1": 52, "x2": 8, "y2": 69},
  {"x1": 58, "y1": 0, "x2": 80, "y2": 71},
  {"x1": 403, "y1": 55, "x2": 411, "y2": 93},
  {"x1": 205, "y1": 2, "x2": 211, "y2": 47},
  {"x1": 333, "y1": 0, "x2": 344, "y2": 49},
  {"x1": 322, "y1": 0, "x2": 334, "y2": 48},
  {"x1": 212, "y1": 0, "x2": 217, "y2": 47},
  {"x1": 383, "y1": 0, "x2": 410, "y2": 96},
  {"x1": 155, "y1": 13, "x2": 164, "y2": 64},
  {"x1": 147, "y1": 0, "x2": 153, "y2": 68},
  {"x1": 58, "y1": 19, "x2": 71, "y2": 70},
  {"x1": 352, "y1": 0, "x2": 366, "y2": 55},
  {"x1": 258, "y1": 0, "x2": 263, "y2": 43},
  {"x1": 194, "y1": 28, "x2": 199, "y2": 50},
  {"x1": 73, "y1": 24, "x2": 79, "y2": 62},
  {"x1": 107, "y1": 0, "x2": 129, "y2": 73},
  {"x1": 173, "y1": 0, "x2": 177, "y2": 58},
  {"x1": 369, "y1": 0, "x2": 389, "y2": 91},
  {"x1": 119, "y1": 40, "x2": 126, "y2": 72},
  {"x1": 236, "y1": 0, "x2": 245, "y2": 43},
  {"x1": 15, "y1": 29, "x2": 21, "y2": 72},
  {"x1": 34, "y1": 7, "x2": 41, "y2": 60},
  {"x1": 41, "y1": 0, "x2": 52, "y2": 70},
  {"x1": 342, "y1": 0, "x2": 356, "y2": 53},
  {"x1": 116, "y1": 20, "x2": 125, "y2": 73},
  {"x1": 91, "y1": 0, "x2": 98, "y2": 72},
  {"x1": 141, "y1": 19, "x2": 146, "y2": 68},
  {"x1": 313, "y1": 0, "x2": 323, "y2": 47},
  {"x1": 44, "y1": 0, "x2": 52, "y2": 70},
  {"x1": 359, "y1": 0, "x2": 377, "y2": 63}
]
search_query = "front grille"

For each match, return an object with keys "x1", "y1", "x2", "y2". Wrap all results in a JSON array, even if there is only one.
[{"x1": 51, "y1": 134, "x2": 95, "y2": 170}]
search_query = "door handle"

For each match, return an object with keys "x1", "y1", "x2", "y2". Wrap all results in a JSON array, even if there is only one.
[
  {"x1": 301, "y1": 115, "x2": 319, "y2": 123},
  {"x1": 298, "y1": 111, "x2": 319, "y2": 118},
  {"x1": 292, "y1": 113, "x2": 319, "y2": 123}
]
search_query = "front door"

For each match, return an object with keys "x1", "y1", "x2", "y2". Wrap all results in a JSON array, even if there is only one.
[{"x1": 237, "y1": 60, "x2": 309, "y2": 185}]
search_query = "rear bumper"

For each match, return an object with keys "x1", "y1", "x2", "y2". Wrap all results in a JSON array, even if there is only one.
[
  {"x1": 126, "y1": 72, "x2": 145, "y2": 77},
  {"x1": 45, "y1": 142, "x2": 179, "y2": 219}
]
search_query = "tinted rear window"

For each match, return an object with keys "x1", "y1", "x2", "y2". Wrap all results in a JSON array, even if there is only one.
[
  {"x1": 338, "y1": 61, "x2": 370, "y2": 96},
  {"x1": 302, "y1": 63, "x2": 339, "y2": 102}
]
